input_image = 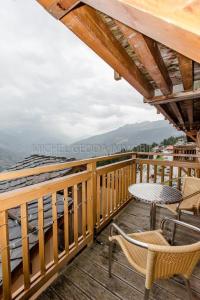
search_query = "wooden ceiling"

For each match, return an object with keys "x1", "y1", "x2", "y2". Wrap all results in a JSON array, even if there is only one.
[{"x1": 37, "y1": 0, "x2": 200, "y2": 142}]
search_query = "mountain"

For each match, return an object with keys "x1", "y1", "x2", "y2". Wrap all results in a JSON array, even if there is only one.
[{"x1": 69, "y1": 120, "x2": 182, "y2": 158}]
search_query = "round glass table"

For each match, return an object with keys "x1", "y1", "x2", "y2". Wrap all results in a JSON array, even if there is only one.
[{"x1": 128, "y1": 183, "x2": 182, "y2": 230}]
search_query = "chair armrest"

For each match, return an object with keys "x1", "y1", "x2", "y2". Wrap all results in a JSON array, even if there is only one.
[
  {"x1": 161, "y1": 217, "x2": 200, "y2": 234},
  {"x1": 109, "y1": 222, "x2": 148, "y2": 249}
]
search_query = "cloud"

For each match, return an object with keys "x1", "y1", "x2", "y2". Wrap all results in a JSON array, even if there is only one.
[{"x1": 0, "y1": 0, "x2": 163, "y2": 151}]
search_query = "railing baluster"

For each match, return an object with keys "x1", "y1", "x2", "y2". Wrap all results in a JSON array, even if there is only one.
[
  {"x1": 147, "y1": 163, "x2": 150, "y2": 183},
  {"x1": 21, "y1": 203, "x2": 30, "y2": 289},
  {"x1": 177, "y1": 167, "x2": 182, "y2": 190},
  {"x1": 52, "y1": 192, "x2": 58, "y2": 264},
  {"x1": 111, "y1": 171, "x2": 115, "y2": 213},
  {"x1": 82, "y1": 182, "x2": 86, "y2": 239},
  {"x1": 119, "y1": 169, "x2": 122, "y2": 206},
  {"x1": 115, "y1": 170, "x2": 118, "y2": 210},
  {"x1": 154, "y1": 165, "x2": 157, "y2": 183},
  {"x1": 169, "y1": 166, "x2": 173, "y2": 186},
  {"x1": 122, "y1": 168, "x2": 124, "y2": 202},
  {"x1": 107, "y1": 173, "x2": 111, "y2": 218},
  {"x1": 64, "y1": 188, "x2": 69, "y2": 254},
  {"x1": 140, "y1": 163, "x2": 143, "y2": 183},
  {"x1": 102, "y1": 174, "x2": 106, "y2": 221},
  {"x1": 161, "y1": 166, "x2": 165, "y2": 184},
  {"x1": 0, "y1": 211, "x2": 11, "y2": 300},
  {"x1": 73, "y1": 185, "x2": 78, "y2": 247},
  {"x1": 96, "y1": 175, "x2": 101, "y2": 227},
  {"x1": 38, "y1": 197, "x2": 45, "y2": 275}
]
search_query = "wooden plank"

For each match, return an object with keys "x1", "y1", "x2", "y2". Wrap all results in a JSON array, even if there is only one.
[
  {"x1": 107, "y1": 173, "x2": 111, "y2": 218},
  {"x1": 37, "y1": 0, "x2": 81, "y2": 19},
  {"x1": 177, "y1": 53, "x2": 193, "y2": 91},
  {"x1": 82, "y1": 0, "x2": 200, "y2": 63},
  {"x1": 154, "y1": 164, "x2": 157, "y2": 183},
  {"x1": 144, "y1": 89, "x2": 200, "y2": 105},
  {"x1": 64, "y1": 188, "x2": 69, "y2": 253},
  {"x1": 111, "y1": 171, "x2": 115, "y2": 213},
  {"x1": 102, "y1": 174, "x2": 106, "y2": 222},
  {"x1": 20, "y1": 203, "x2": 31, "y2": 289},
  {"x1": 116, "y1": 21, "x2": 172, "y2": 95},
  {"x1": 52, "y1": 192, "x2": 59, "y2": 264},
  {"x1": 169, "y1": 166, "x2": 173, "y2": 186},
  {"x1": 146, "y1": 163, "x2": 150, "y2": 183},
  {"x1": 0, "y1": 211, "x2": 11, "y2": 300},
  {"x1": 82, "y1": 181, "x2": 87, "y2": 238},
  {"x1": 96, "y1": 175, "x2": 100, "y2": 228},
  {"x1": 87, "y1": 162, "x2": 97, "y2": 230},
  {"x1": 38, "y1": 197, "x2": 46, "y2": 275},
  {"x1": 170, "y1": 102, "x2": 185, "y2": 127},
  {"x1": 61, "y1": 5, "x2": 154, "y2": 99},
  {"x1": 73, "y1": 185, "x2": 78, "y2": 247}
]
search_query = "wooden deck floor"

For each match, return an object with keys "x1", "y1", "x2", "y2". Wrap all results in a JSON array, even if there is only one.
[{"x1": 38, "y1": 200, "x2": 200, "y2": 300}]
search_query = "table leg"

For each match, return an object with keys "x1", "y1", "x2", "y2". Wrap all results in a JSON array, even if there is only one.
[{"x1": 150, "y1": 203, "x2": 156, "y2": 230}]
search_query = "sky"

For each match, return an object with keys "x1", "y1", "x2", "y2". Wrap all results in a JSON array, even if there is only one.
[{"x1": 0, "y1": 0, "x2": 162, "y2": 146}]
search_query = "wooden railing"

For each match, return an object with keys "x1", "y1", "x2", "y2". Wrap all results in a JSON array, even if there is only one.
[{"x1": 0, "y1": 151, "x2": 199, "y2": 299}]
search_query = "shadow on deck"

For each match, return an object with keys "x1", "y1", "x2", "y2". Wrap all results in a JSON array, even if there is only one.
[{"x1": 38, "y1": 200, "x2": 200, "y2": 300}]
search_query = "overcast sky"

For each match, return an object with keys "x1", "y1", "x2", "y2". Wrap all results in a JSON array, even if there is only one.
[{"x1": 0, "y1": 0, "x2": 163, "y2": 145}]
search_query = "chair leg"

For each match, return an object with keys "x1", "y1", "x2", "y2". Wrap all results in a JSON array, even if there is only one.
[
  {"x1": 144, "y1": 288, "x2": 150, "y2": 300},
  {"x1": 171, "y1": 211, "x2": 181, "y2": 245},
  {"x1": 109, "y1": 240, "x2": 113, "y2": 278},
  {"x1": 184, "y1": 279, "x2": 193, "y2": 300}
]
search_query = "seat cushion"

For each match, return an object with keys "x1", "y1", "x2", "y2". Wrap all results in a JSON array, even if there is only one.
[{"x1": 109, "y1": 229, "x2": 169, "y2": 275}]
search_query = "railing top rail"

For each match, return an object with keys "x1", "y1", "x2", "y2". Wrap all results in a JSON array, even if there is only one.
[
  {"x1": 0, "y1": 151, "x2": 199, "y2": 183},
  {"x1": 136, "y1": 152, "x2": 200, "y2": 158},
  {"x1": 0, "y1": 152, "x2": 136, "y2": 182},
  {"x1": 0, "y1": 170, "x2": 90, "y2": 211},
  {"x1": 136, "y1": 158, "x2": 200, "y2": 169}
]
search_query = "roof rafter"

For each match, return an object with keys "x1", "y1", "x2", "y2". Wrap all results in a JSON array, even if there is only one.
[
  {"x1": 144, "y1": 89, "x2": 200, "y2": 105},
  {"x1": 37, "y1": 1, "x2": 154, "y2": 98},
  {"x1": 37, "y1": 0, "x2": 81, "y2": 19},
  {"x1": 82, "y1": 0, "x2": 200, "y2": 63},
  {"x1": 116, "y1": 21, "x2": 172, "y2": 96},
  {"x1": 177, "y1": 53, "x2": 193, "y2": 91},
  {"x1": 170, "y1": 102, "x2": 185, "y2": 128}
]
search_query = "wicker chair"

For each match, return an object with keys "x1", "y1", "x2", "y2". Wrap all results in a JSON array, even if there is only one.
[
  {"x1": 109, "y1": 218, "x2": 200, "y2": 300},
  {"x1": 165, "y1": 176, "x2": 200, "y2": 244}
]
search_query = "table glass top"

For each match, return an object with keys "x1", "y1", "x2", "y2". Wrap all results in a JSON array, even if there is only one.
[{"x1": 128, "y1": 183, "x2": 182, "y2": 204}]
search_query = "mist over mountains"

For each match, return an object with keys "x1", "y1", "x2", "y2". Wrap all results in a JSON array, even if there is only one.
[
  {"x1": 69, "y1": 120, "x2": 181, "y2": 158},
  {"x1": 0, "y1": 120, "x2": 181, "y2": 170}
]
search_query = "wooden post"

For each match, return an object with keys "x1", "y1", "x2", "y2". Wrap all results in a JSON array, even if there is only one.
[
  {"x1": 0, "y1": 211, "x2": 11, "y2": 300},
  {"x1": 196, "y1": 131, "x2": 200, "y2": 177},
  {"x1": 87, "y1": 162, "x2": 97, "y2": 239},
  {"x1": 131, "y1": 155, "x2": 137, "y2": 184}
]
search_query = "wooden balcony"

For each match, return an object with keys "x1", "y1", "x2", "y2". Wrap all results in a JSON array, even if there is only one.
[
  {"x1": 0, "y1": 152, "x2": 199, "y2": 299},
  {"x1": 39, "y1": 200, "x2": 200, "y2": 300}
]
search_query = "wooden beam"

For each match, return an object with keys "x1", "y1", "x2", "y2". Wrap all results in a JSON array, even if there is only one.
[
  {"x1": 59, "y1": 5, "x2": 154, "y2": 98},
  {"x1": 37, "y1": 2, "x2": 154, "y2": 98},
  {"x1": 37, "y1": 0, "x2": 81, "y2": 19},
  {"x1": 82, "y1": 0, "x2": 200, "y2": 64},
  {"x1": 177, "y1": 53, "x2": 193, "y2": 90},
  {"x1": 116, "y1": 21, "x2": 172, "y2": 95},
  {"x1": 170, "y1": 102, "x2": 185, "y2": 127},
  {"x1": 144, "y1": 89, "x2": 200, "y2": 105},
  {"x1": 185, "y1": 100, "x2": 194, "y2": 128}
]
